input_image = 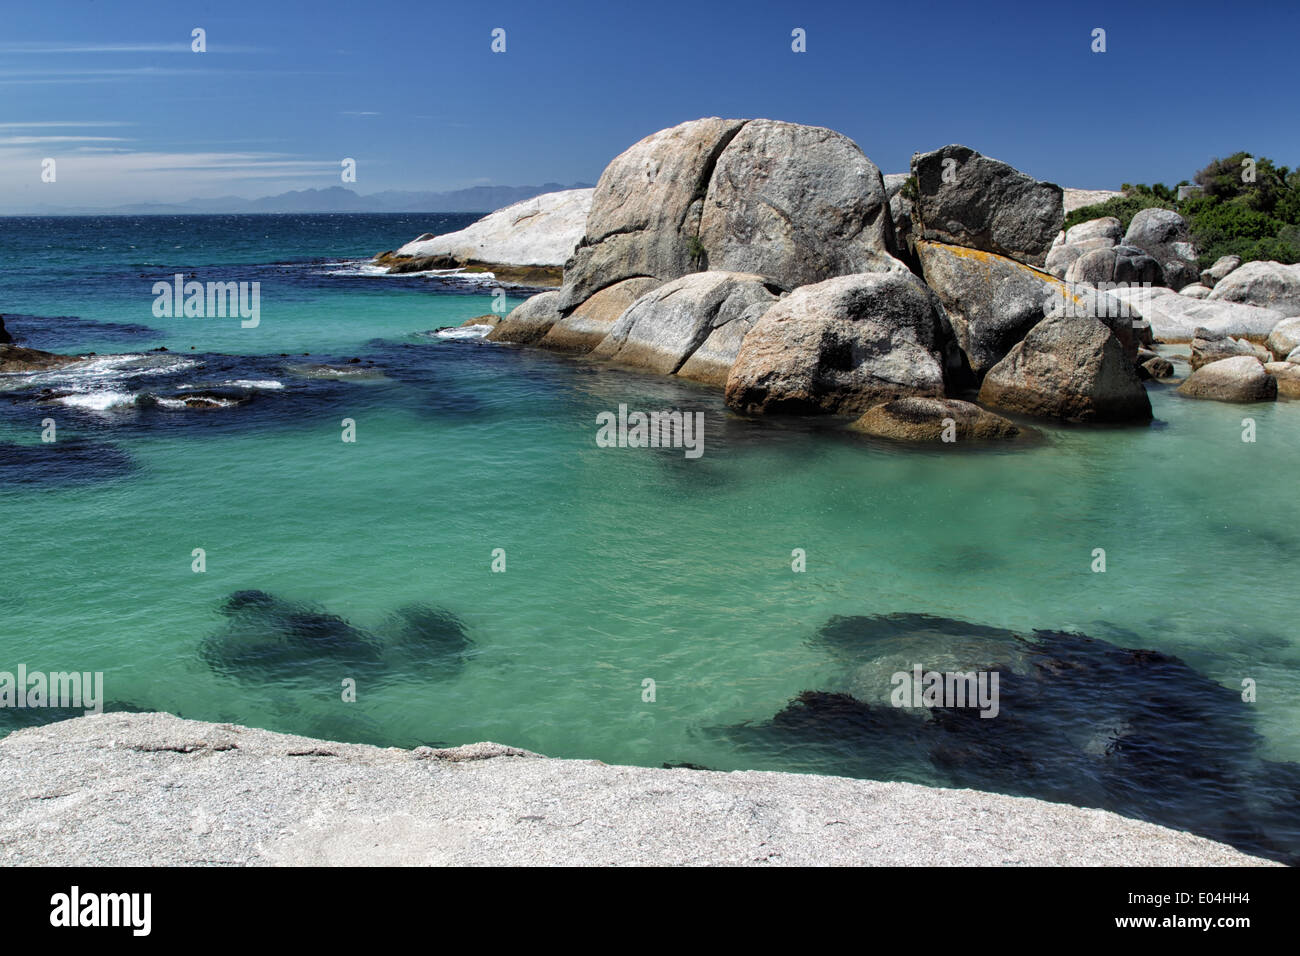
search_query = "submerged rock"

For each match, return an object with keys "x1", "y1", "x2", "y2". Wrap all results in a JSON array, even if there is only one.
[
  {"x1": 201, "y1": 590, "x2": 470, "y2": 685},
  {"x1": 718, "y1": 612, "x2": 1300, "y2": 865},
  {"x1": 0, "y1": 439, "x2": 134, "y2": 486}
]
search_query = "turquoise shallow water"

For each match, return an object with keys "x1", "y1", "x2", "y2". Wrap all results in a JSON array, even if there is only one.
[{"x1": 1, "y1": 215, "x2": 1297, "y2": 861}]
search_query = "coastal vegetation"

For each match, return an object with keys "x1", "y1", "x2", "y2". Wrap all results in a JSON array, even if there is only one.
[{"x1": 1065, "y1": 151, "x2": 1300, "y2": 268}]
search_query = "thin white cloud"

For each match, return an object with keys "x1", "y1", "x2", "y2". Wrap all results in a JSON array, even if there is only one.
[
  {"x1": 0, "y1": 41, "x2": 266, "y2": 54},
  {"x1": 340, "y1": 111, "x2": 381, "y2": 116},
  {"x1": 0, "y1": 136, "x2": 132, "y2": 145},
  {"x1": 0, "y1": 121, "x2": 134, "y2": 129}
]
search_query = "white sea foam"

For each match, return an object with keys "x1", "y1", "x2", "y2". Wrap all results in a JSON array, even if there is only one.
[
  {"x1": 153, "y1": 395, "x2": 240, "y2": 410},
  {"x1": 223, "y1": 379, "x2": 284, "y2": 390},
  {"x1": 319, "y1": 260, "x2": 390, "y2": 277},
  {"x1": 435, "y1": 325, "x2": 494, "y2": 340},
  {"x1": 56, "y1": 391, "x2": 137, "y2": 411}
]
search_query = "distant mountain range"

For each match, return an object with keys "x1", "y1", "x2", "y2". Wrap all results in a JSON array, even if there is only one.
[{"x1": 5, "y1": 183, "x2": 595, "y2": 216}]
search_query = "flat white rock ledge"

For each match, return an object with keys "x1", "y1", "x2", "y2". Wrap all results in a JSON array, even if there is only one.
[
  {"x1": 0, "y1": 713, "x2": 1274, "y2": 867},
  {"x1": 394, "y1": 188, "x2": 593, "y2": 266}
]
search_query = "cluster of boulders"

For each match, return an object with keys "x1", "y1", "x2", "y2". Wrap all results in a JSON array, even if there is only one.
[{"x1": 408, "y1": 117, "x2": 1300, "y2": 436}]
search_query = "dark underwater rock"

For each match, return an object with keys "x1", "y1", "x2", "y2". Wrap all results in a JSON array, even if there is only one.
[
  {"x1": 201, "y1": 590, "x2": 471, "y2": 686},
  {"x1": 0, "y1": 439, "x2": 135, "y2": 486},
  {"x1": 202, "y1": 590, "x2": 386, "y2": 682},
  {"x1": 719, "y1": 612, "x2": 1299, "y2": 865},
  {"x1": 0, "y1": 699, "x2": 148, "y2": 736}
]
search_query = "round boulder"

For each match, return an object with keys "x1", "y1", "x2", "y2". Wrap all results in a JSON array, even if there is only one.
[
  {"x1": 976, "y1": 314, "x2": 1152, "y2": 422},
  {"x1": 1266, "y1": 317, "x2": 1300, "y2": 360},
  {"x1": 725, "y1": 267, "x2": 953, "y2": 416},
  {"x1": 698, "y1": 119, "x2": 898, "y2": 288},
  {"x1": 851, "y1": 397, "x2": 1027, "y2": 442},
  {"x1": 1123, "y1": 209, "x2": 1199, "y2": 292},
  {"x1": 1176, "y1": 356, "x2": 1278, "y2": 402}
]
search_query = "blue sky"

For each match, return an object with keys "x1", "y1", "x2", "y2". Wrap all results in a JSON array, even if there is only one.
[{"x1": 2, "y1": 0, "x2": 1297, "y2": 209}]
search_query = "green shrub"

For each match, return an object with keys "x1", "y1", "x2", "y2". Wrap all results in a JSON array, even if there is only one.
[
  {"x1": 1063, "y1": 152, "x2": 1300, "y2": 269},
  {"x1": 1062, "y1": 194, "x2": 1176, "y2": 233}
]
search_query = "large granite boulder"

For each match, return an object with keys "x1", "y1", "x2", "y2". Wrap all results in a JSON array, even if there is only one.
[
  {"x1": 389, "y1": 189, "x2": 592, "y2": 267},
  {"x1": 1101, "y1": 286, "x2": 1284, "y2": 341},
  {"x1": 697, "y1": 119, "x2": 898, "y2": 287},
  {"x1": 1265, "y1": 362, "x2": 1300, "y2": 398},
  {"x1": 1266, "y1": 317, "x2": 1300, "y2": 360},
  {"x1": 911, "y1": 145, "x2": 1063, "y2": 267},
  {"x1": 1045, "y1": 236, "x2": 1122, "y2": 279},
  {"x1": 1189, "y1": 327, "x2": 1271, "y2": 370},
  {"x1": 851, "y1": 397, "x2": 1026, "y2": 442},
  {"x1": 591, "y1": 271, "x2": 780, "y2": 376},
  {"x1": 677, "y1": 300, "x2": 770, "y2": 388},
  {"x1": 557, "y1": 118, "x2": 747, "y2": 311},
  {"x1": 485, "y1": 290, "x2": 564, "y2": 344},
  {"x1": 1207, "y1": 260, "x2": 1300, "y2": 316},
  {"x1": 1180, "y1": 284, "x2": 1212, "y2": 299},
  {"x1": 1201, "y1": 254, "x2": 1241, "y2": 288},
  {"x1": 725, "y1": 268, "x2": 953, "y2": 416},
  {"x1": 1064, "y1": 244, "x2": 1163, "y2": 288},
  {"x1": 1044, "y1": 242, "x2": 1085, "y2": 279},
  {"x1": 1176, "y1": 356, "x2": 1278, "y2": 403},
  {"x1": 1064, "y1": 217, "x2": 1122, "y2": 246},
  {"x1": 977, "y1": 314, "x2": 1152, "y2": 422},
  {"x1": 1122, "y1": 209, "x2": 1199, "y2": 291},
  {"x1": 540, "y1": 277, "x2": 661, "y2": 354},
  {"x1": 916, "y1": 240, "x2": 1076, "y2": 378}
]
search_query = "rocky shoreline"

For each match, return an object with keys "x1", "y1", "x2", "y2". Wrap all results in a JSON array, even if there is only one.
[
  {"x1": 0, "y1": 713, "x2": 1274, "y2": 866},
  {"x1": 389, "y1": 117, "x2": 1300, "y2": 429}
]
